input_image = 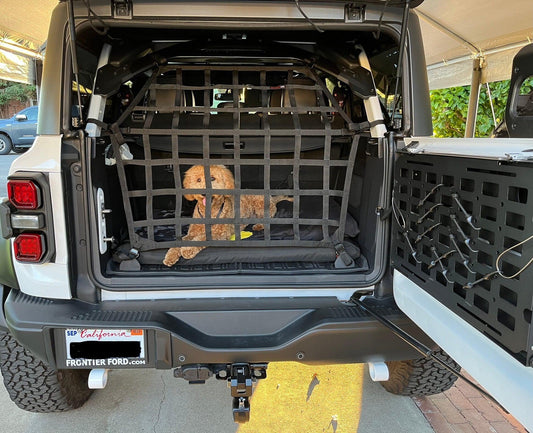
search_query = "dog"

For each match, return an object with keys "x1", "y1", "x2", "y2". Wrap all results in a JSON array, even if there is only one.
[{"x1": 163, "y1": 165, "x2": 292, "y2": 266}]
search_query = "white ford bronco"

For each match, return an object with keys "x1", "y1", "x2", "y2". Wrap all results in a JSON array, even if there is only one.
[{"x1": 1, "y1": 0, "x2": 532, "y2": 426}]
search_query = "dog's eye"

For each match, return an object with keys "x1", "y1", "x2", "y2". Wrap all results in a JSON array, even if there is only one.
[
  {"x1": 196, "y1": 178, "x2": 201, "y2": 183},
  {"x1": 210, "y1": 176, "x2": 216, "y2": 181}
]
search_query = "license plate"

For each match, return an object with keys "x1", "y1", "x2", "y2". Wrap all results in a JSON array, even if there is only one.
[{"x1": 65, "y1": 329, "x2": 146, "y2": 368}]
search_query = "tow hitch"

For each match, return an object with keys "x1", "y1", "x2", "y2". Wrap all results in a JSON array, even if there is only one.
[
  {"x1": 175, "y1": 363, "x2": 267, "y2": 423},
  {"x1": 222, "y1": 363, "x2": 267, "y2": 423}
]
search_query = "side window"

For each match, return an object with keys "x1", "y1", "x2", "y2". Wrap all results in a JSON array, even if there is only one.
[
  {"x1": 517, "y1": 76, "x2": 533, "y2": 116},
  {"x1": 71, "y1": 46, "x2": 98, "y2": 129},
  {"x1": 26, "y1": 107, "x2": 38, "y2": 121}
]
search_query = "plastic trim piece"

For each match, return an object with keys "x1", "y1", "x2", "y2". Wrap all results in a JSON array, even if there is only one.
[
  {"x1": 0, "y1": 224, "x2": 18, "y2": 291},
  {"x1": 0, "y1": 286, "x2": 9, "y2": 331}
]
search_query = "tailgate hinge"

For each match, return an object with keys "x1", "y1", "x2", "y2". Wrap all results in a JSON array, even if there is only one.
[
  {"x1": 376, "y1": 206, "x2": 393, "y2": 221},
  {"x1": 504, "y1": 152, "x2": 533, "y2": 162}
]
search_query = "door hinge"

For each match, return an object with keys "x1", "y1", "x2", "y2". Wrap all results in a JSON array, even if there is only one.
[
  {"x1": 504, "y1": 152, "x2": 533, "y2": 162},
  {"x1": 376, "y1": 206, "x2": 393, "y2": 221},
  {"x1": 113, "y1": 0, "x2": 132, "y2": 19}
]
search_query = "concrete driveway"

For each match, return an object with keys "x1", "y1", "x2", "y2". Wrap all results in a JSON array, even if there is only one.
[{"x1": 0, "y1": 363, "x2": 432, "y2": 433}]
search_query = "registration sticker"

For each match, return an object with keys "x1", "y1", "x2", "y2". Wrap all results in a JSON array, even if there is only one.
[{"x1": 65, "y1": 329, "x2": 146, "y2": 368}]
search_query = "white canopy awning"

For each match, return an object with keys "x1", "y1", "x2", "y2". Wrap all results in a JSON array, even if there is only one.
[
  {"x1": 0, "y1": 0, "x2": 532, "y2": 89},
  {"x1": 417, "y1": 0, "x2": 533, "y2": 89},
  {"x1": 0, "y1": 0, "x2": 56, "y2": 84}
]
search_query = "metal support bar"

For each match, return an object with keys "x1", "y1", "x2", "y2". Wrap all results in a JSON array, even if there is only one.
[
  {"x1": 465, "y1": 57, "x2": 483, "y2": 138},
  {"x1": 416, "y1": 10, "x2": 481, "y2": 55}
]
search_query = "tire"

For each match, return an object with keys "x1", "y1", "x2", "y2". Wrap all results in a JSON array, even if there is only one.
[
  {"x1": 0, "y1": 330, "x2": 93, "y2": 412},
  {"x1": 0, "y1": 134, "x2": 12, "y2": 155},
  {"x1": 380, "y1": 349, "x2": 460, "y2": 396}
]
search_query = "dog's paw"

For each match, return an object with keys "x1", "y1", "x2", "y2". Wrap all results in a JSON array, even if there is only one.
[
  {"x1": 163, "y1": 248, "x2": 181, "y2": 267},
  {"x1": 252, "y1": 223, "x2": 264, "y2": 231},
  {"x1": 180, "y1": 246, "x2": 202, "y2": 260}
]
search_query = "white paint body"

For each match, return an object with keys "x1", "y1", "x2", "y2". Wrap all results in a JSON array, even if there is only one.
[
  {"x1": 394, "y1": 271, "x2": 533, "y2": 431},
  {"x1": 9, "y1": 135, "x2": 71, "y2": 299}
]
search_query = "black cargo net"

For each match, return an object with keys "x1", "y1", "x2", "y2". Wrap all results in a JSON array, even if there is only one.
[{"x1": 110, "y1": 65, "x2": 359, "y2": 253}]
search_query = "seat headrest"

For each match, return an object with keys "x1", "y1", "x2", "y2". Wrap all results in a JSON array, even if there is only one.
[
  {"x1": 282, "y1": 79, "x2": 318, "y2": 108},
  {"x1": 155, "y1": 89, "x2": 195, "y2": 107}
]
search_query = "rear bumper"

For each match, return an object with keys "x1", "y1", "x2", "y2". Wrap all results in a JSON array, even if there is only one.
[{"x1": 5, "y1": 289, "x2": 434, "y2": 369}]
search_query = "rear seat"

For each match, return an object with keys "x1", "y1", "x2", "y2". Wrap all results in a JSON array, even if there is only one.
[{"x1": 126, "y1": 84, "x2": 346, "y2": 154}]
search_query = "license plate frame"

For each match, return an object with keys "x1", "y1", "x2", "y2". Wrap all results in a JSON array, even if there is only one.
[{"x1": 64, "y1": 329, "x2": 146, "y2": 368}]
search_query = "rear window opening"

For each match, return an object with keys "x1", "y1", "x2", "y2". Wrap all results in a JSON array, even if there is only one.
[{"x1": 70, "y1": 25, "x2": 401, "y2": 288}]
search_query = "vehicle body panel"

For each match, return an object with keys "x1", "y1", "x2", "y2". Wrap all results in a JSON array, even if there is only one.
[
  {"x1": 9, "y1": 135, "x2": 71, "y2": 299},
  {"x1": 394, "y1": 271, "x2": 533, "y2": 431}
]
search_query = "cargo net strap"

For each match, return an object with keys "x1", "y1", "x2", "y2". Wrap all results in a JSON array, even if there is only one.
[{"x1": 110, "y1": 65, "x2": 359, "y2": 251}]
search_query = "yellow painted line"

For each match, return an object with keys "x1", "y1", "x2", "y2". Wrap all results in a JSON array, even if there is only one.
[{"x1": 238, "y1": 362, "x2": 364, "y2": 433}]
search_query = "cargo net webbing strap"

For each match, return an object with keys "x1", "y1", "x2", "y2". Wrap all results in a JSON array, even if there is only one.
[{"x1": 110, "y1": 65, "x2": 359, "y2": 251}]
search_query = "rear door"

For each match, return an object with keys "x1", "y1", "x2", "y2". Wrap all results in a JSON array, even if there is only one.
[{"x1": 391, "y1": 137, "x2": 533, "y2": 430}]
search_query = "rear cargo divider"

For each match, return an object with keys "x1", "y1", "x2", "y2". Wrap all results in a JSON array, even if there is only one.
[{"x1": 105, "y1": 64, "x2": 361, "y2": 262}]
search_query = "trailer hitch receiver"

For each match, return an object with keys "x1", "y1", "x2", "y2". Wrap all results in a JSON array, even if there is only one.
[{"x1": 216, "y1": 363, "x2": 267, "y2": 423}]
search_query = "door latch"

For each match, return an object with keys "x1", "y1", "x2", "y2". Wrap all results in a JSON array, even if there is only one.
[
  {"x1": 96, "y1": 188, "x2": 112, "y2": 254},
  {"x1": 345, "y1": 4, "x2": 365, "y2": 22},
  {"x1": 113, "y1": 0, "x2": 132, "y2": 19}
]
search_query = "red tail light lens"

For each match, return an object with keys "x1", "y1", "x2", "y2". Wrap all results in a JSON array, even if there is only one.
[
  {"x1": 7, "y1": 180, "x2": 41, "y2": 210},
  {"x1": 14, "y1": 233, "x2": 45, "y2": 262}
]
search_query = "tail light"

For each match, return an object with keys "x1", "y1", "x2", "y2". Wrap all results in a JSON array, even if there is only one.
[
  {"x1": 13, "y1": 233, "x2": 45, "y2": 262},
  {"x1": 7, "y1": 180, "x2": 41, "y2": 210},
  {"x1": 4, "y1": 173, "x2": 53, "y2": 264}
]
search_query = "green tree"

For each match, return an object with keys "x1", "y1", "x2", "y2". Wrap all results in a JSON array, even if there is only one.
[
  {"x1": 0, "y1": 80, "x2": 36, "y2": 107},
  {"x1": 430, "y1": 80, "x2": 510, "y2": 138}
]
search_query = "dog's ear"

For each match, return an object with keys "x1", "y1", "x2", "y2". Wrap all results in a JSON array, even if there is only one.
[
  {"x1": 183, "y1": 166, "x2": 199, "y2": 201},
  {"x1": 221, "y1": 166, "x2": 235, "y2": 190}
]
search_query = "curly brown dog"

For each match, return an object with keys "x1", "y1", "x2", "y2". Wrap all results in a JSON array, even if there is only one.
[{"x1": 163, "y1": 165, "x2": 292, "y2": 266}]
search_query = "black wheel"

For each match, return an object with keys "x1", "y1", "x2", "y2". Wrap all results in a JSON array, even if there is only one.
[
  {"x1": 0, "y1": 134, "x2": 12, "y2": 155},
  {"x1": 0, "y1": 330, "x2": 93, "y2": 412},
  {"x1": 380, "y1": 349, "x2": 460, "y2": 396}
]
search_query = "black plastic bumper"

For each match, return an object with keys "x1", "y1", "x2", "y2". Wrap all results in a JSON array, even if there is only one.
[
  {"x1": 4, "y1": 289, "x2": 435, "y2": 369},
  {"x1": 0, "y1": 286, "x2": 8, "y2": 331}
]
